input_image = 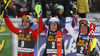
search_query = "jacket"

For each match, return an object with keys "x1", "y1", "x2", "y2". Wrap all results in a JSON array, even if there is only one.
[{"x1": 77, "y1": 0, "x2": 90, "y2": 13}]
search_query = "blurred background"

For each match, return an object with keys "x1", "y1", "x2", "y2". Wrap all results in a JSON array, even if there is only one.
[{"x1": 1, "y1": 0, "x2": 100, "y2": 18}]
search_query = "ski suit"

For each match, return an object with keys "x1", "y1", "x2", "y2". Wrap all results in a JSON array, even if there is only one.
[
  {"x1": 43, "y1": 15, "x2": 78, "y2": 56},
  {"x1": 4, "y1": 16, "x2": 44, "y2": 56},
  {"x1": 65, "y1": 18, "x2": 100, "y2": 56}
]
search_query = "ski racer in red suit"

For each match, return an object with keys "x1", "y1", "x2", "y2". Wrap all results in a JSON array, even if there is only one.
[{"x1": 3, "y1": 12, "x2": 44, "y2": 56}]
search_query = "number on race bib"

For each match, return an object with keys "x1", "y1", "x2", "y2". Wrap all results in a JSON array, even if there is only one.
[
  {"x1": 80, "y1": 47, "x2": 84, "y2": 53},
  {"x1": 52, "y1": 42, "x2": 55, "y2": 49},
  {"x1": 21, "y1": 41, "x2": 25, "y2": 47}
]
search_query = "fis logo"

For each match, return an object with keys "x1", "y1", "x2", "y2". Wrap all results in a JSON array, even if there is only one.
[{"x1": 57, "y1": 38, "x2": 62, "y2": 42}]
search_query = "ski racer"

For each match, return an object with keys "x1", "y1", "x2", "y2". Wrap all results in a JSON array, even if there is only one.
[
  {"x1": 43, "y1": 15, "x2": 78, "y2": 56},
  {"x1": 3, "y1": 10, "x2": 44, "y2": 56},
  {"x1": 43, "y1": 17, "x2": 64, "y2": 56},
  {"x1": 65, "y1": 18, "x2": 100, "y2": 56}
]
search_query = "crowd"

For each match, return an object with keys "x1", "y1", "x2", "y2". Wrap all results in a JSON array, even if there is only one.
[{"x1": 1, "y1": 0, "x2": 97, "y2": 18}]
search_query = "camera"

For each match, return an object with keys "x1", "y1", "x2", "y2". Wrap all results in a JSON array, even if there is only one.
[{"x1": 50, "y1": 7, "x2": 60, "y2": 17}]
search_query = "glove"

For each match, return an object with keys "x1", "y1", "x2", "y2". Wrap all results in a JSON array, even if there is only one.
[
  {"x1": 65, "y1": 17, "x2": 72, "y2": 24},
  {"x1": 3, "y1": 9, "x2": 8, "y2": 17}
]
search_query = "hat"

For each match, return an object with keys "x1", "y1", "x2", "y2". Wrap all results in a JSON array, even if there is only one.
[{"x1": 57, "y1": 5, "x2": 64, "y2": 12}]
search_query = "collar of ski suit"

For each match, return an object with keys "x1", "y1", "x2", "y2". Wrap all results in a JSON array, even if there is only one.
[
  {"x1": 22, "y1": 28, "x2": 32, "y2": 33},
  {"x1": 81, "y1": 33, "x2": 88, "y2": 39}
]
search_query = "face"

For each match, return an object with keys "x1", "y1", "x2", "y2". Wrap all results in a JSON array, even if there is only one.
[
  {"x1": 22, "y1": 20, "x2": 30, "y2": 28},
  {"x1": 55, "y1": 3, "x2": 59, "y2": 7},
  {"x1": 50, "y1": 24, "x2": 58, "y2": 32},
  {"x1": 46, "y1": 4, "x2": 49, "y2": 9},
  {"x1": 80, "y1": 25, "x2": 88, "y2": 35},
  {"x1": 57, "y1": 9, "x2": 63, "y2": 16}
]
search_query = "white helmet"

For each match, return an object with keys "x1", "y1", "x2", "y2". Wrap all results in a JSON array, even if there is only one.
[{"x1": 48, "y1": 17, "x2": 60, "y2": 24}]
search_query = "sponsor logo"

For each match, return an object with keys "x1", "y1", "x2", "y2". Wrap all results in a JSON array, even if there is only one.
[
  {"x1": 65, "y1": 38, "x2": 76, "y2": 55},
  {"x1": 57, "y1": 38, "x2": 62, "y2": 42},
  {"x1": 95, "y1": 26, "x2": 100, "y2": 33},
  {"x1": 0, "y1": 26, "x2": 6, "y2": 32},
  {"x1": 77, "y1": 39, "x2": 86, "y2": 46},
  {"x1": 18, "y1": 34, "x2": 31, "y2": 41},
  {"x1": 47, "y1": 35, "x2": 56, "y2": 41}
]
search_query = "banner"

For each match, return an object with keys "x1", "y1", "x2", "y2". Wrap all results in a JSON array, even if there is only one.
[
  {"x1": 0, "y1": 25, "x2": 11, "y2": 56},
  {"x1": 86, "y1": 13, "x2": 100, "y2": 18}
]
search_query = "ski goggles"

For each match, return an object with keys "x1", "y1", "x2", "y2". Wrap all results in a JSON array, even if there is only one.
[
  {"x1": 21, "y1": 15, "x2": 29, "y2": 21},
  {"x1": 79, "y1": 20, "x2": 88, "y2": 25},
  {"x1": 48, "y1": 21, "x2": 60, "y2": 24}
]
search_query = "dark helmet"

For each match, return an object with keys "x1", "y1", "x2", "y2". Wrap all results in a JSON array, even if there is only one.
[{"x1": 79, "y1": 20, "x2": 90, "y2": 33}]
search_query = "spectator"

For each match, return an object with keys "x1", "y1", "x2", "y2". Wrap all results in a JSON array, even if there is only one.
[
  {"x1": 45, "y1": 4, "x2": 78, "y2": 30},
  {"x1": 15, "y1": 0, "x2": 34, "y2": 18},
  {"x1": 17, "y1": 6, "x2": 29, "y2": 18},
  {"x1": 0, "y1": 1, "x2": 4, "y2": 15},
  {"x1": 54, "y1": 3, "x2": 59, "y2": 7},
  {"x1": 46, "y1": 3, "x2": 50, "y2": 11},
  {"x1": 46, "y1": 3, "x2": 50, "y2": 18},
  {"x1": 62, "y1": 0, "x2": 71, "y2": 17},
  {"x1": 45, "y1": 5, "x2": 65, "y2": 29},
  {"x1": 93, "y1": 0, "x2": 100, "y2": 12},
  {"x1": 77, "y1": 0, "x2": 90, "y2": 18},
  {"x1": 8, "y1": 1, "x2": 16, "y2": 18}
]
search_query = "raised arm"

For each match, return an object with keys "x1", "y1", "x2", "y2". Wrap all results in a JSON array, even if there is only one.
[
  {"x1": 32, "y1": 17, "x2": 44, "y2": 41},
  {"x1": 44, "y1": 17, "x2": 50, "y2": 26},
  {"x1": 65, "y1": 17, "x2": 78, "y2": 41},
  {"x1": 44, "y1": 17, "x2": 51, "y2": 35},
  {"x1": 44, "y1": 25, "x2": 48, "y2": 36},
  {"x1": 4, "y1": 16, "x2": 21, "y2": 35},
  {"x1": 72, "y1": 15, "x2": 78, "y2": 28}
]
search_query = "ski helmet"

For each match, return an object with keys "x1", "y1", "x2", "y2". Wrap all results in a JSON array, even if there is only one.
[
  {"x1": 79, "y1": 20, "x2": 90, "y2": 33},
  {"x1": 48, "y1": 17, "x2": 60, "y2": 30},
  {"x1": 21, "y1": 15, "x2": 34, "y2": 29},
  {"x1": 79, "y1": 20, "x2": 90, "y2": 27},
  {"x1": 48, "y1": 17, "x2": 60, "y2": 24}
]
